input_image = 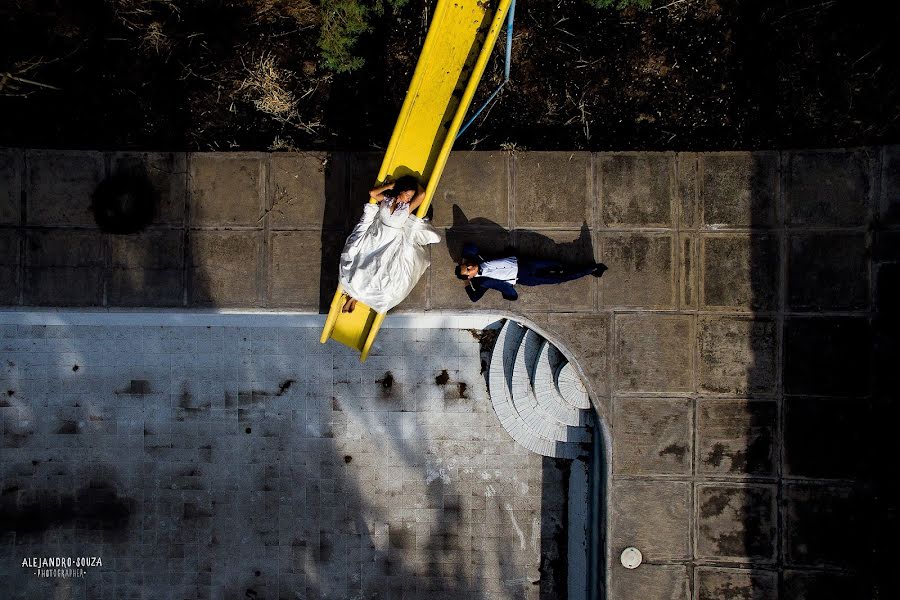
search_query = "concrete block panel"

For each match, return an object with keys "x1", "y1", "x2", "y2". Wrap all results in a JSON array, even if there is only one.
[
  {"x1": 876, "y1": 263, "x2": 899, "y2": 313},
  {"x1": 110, "y1": 152, "x2": 187, "y2": 226},
  {"x1": 189, "y1": 153, "x2": 264, "y2": 227},
  {"x1": 784, "y1": 483, "x2": 863, "y2": 568},
  {"x1": 700, "y1": 152, "x2": 778, "y2": 228},
  {"x1": 701, "y1": 234, "x2": 779, "y2": 311},
  {"x1": 270, "y1": 152, "x2": 348, "y2": 230},
  {"x1": 783, "y1": 570, "x2": 864, "y2": 600},
  {"x1": 109, "y1": 230, "x2": 184, "y2": 306},
  {"x1": 873, "y1": 230, "x2": 900, "y2": 262},
  {"x1": 785, "y1": 149, "x2": 872, "y2": 227},
  {"x1": 697, "y1": 399, "x2": 776, "y2": 477},
  {"x1": 268, "y1": 230, "x2": 341, "y2": 309},
  {"x1": 696, "y1": 483, "x2": 777, "y2": 562},
  {"x1": 514, "y1": 226, "x2": 596, "y2": 264},
  {"x1": 613, "y1": 397, "x2": 692, "y2": 475},
  {"x1": 24, "y1": 229, "x2": 104, "y2": 305},
  {"x1": 695, "y1": 567, "x2": 777, "y2": 600},
  {"x1": 514, "y1": 152, "x2": 591, "y2": 228},
  {"x1": 615, "y1": 314, "x2": 693, "y2": 393},
  {"x1": 542, "y1": 313, "x2": 611, "y2": 399},
  {"x1": 873, "y1": 315, "x2": 900, "y2": 396},
  {"x1": 788, "y1": 232, "x2": 869, "y2": 311},
  {"x1": 697, "y1": 316, "x2": 777, "y2": 396},
  {"x1": 783, "y1": 396, "x2": 874, "y2": 480},
  {"x1": 881, "y1": 145, "x2": 900, "y2": 225},
  {"x1": 188, "y1": 230, "x2": 262, "y2": 306},
  {"x1": 611, "y1": 564, "x2": 689, "y2": 600},
  {"x1": 433, "y1": 152, "x2": 508, "y2": 227},
  {"x1": 600, "y1": 153, "x2": 674, "y2": 228},
  {"x1": 0, "y1": 148, "x2": 22, "y2": 225},
  {"x1": 0, "y1": 229, "x2": 20, "y2": 305},
  {"x1": 26, "y1": 150, "x2": 104, "y2": 227},
  {"x1": 347, "y1": 152, "x2": 382, "y2": 224},
  {"x1": 611, "y1": 480, "x2": 691, "y2": 560},
  {"x1": 784, "y1": 317, "x2": 871, "y2": 397},
  {"x1": 676, "y1": 152, "x2": 698, "y2": 229},
  {"x1": 598, "y1": 232, "x2": 675, "y2": 309},
  {"x1": 679, "y1": 233, "x2": 698, "y2": 309}
]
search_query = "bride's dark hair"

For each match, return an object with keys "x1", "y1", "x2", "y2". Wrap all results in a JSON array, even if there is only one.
[{"x1": 382, "y1": 175, "x2": 419, "y2": 199}]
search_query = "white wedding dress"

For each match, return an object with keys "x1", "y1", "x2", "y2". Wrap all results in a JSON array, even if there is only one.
[{"x1": 339, "y1": 199, "x2": 441, "y2": 313}]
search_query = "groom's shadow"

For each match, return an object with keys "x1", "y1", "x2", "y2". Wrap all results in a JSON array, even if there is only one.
[{"x1": 444, "y1": 205, "x2": 595, "y2": 266}]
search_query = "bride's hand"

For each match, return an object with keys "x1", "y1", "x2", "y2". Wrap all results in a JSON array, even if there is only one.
[{"x1": 368, "y1": 180, "x2": 396, "y2": 200}]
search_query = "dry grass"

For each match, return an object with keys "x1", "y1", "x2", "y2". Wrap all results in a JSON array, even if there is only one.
[
  {"x1": 249, "y1": 0, "x2": 320, "y2": 27},
  {"x1": 500, "y1": 141, "x2": 526, "y2": 154},
  {"x1": 0, "y1": 57, "x2": 61, "y2": 97},
  {"x1": 237, "y1": 52, "x2": 324, "y2": 135},
  {"x1": 238, "y1": 52, "x2": 298, "y2": 119},
  {"x1": 107, "y1": 0, "x2": 178, "y2": 58},
  {"x1": 140, "y1": 21, "x2": 171, "y2": 55},
  {"x1": 107, "y1": 0, "x2": 178, "y2": 23},
  {"x1": 269, "y1": 135, "x2": 300, "y2": 151}
]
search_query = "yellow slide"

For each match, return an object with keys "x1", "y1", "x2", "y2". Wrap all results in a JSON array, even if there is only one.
[{"x1": 320, "y1": 0, "x2": 514, "y2": 361}]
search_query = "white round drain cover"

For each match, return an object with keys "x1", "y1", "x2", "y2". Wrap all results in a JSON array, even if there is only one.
[{"x1": 620, "y1": 547, "x2": 642, "y2": 569}]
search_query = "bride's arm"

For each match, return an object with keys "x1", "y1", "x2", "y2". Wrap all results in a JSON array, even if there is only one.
[
  {"x1": 408, "y1": 183, "x2": 426, "y2": 212},
  {"x1": 368, "y1": 181, "x2": 395, "y2": 201}
]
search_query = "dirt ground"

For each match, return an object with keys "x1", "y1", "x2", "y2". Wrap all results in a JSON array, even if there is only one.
[{"x1": 1, "y1": 0, "x2": 898, "y2": 151}]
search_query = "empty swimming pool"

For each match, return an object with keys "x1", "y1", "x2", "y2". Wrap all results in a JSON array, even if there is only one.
[{"x1": 0, "y1": 311, "x2": 594, "y2": 600}]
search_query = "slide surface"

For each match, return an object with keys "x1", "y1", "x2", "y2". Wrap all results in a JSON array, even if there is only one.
[{"x1": 320, "y1": 0, "x2": 514, "y2": 361}]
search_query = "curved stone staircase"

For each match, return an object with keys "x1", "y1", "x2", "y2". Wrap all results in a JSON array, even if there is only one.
[{"x1": 488, "y1": 320, "x2": 593, "y2": 459}]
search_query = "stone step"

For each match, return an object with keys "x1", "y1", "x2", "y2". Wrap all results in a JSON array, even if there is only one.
[
  {"x1": 556, "y1": 361, "x2": 591, "y2": 410},
  {"x1": 488, "y1": 320, "x2": 588, "y2": 459},
  {"x1": 532, "y1": 335, "x2": 590, "y2": 425},
  {"x1": 518, "y1": 330, "x2": 590, "y2": 434},
  {"x1": 510, "y1": 329, "x2": 586, "y2": 442}
]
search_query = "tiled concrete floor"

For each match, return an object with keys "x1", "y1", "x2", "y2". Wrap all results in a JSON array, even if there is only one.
[{"x1": 0, "y1": 319, "x2": 570, "y2": 600}]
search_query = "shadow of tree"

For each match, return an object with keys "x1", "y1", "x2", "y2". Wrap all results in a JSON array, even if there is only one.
[{"x1": 716, "y1": 149, "x2": 899, "y2": 600}]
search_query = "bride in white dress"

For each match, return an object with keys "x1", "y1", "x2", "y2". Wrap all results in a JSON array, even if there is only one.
[{"x1": 339, "y1": 175, "x2": 441, "y2": 313}]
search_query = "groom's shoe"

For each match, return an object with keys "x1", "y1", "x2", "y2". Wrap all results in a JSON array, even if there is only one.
[{"x1": 592, "y1": 263, "x2": 608, "y2": 278}]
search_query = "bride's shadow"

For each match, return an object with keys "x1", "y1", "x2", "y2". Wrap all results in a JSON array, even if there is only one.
[{"x1": 444, "y1": 205, "x2": 595, "y2": 266}]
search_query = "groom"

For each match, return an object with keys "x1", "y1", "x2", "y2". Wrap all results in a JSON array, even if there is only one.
[{"x1": 455, "y1": 242, "x2": 607, "y2": 302}]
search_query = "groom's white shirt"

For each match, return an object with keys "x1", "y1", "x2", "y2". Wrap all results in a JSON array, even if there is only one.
[{"x1": 479, "y1": 257, "x2": 518, "y2": 284}]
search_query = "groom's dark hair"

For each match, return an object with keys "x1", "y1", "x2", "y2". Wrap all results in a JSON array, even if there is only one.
[{"x1": 455, "y1": 257, "x2": 476, "y2": 280}]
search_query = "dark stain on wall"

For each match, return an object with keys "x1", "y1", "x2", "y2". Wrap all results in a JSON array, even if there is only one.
[
  {"x1": 56, "y1": 420, "x2": 78, "y2": 434},
  {"x1": 376, "y1": 371, "x2": 394, "y2": 397},
  {"x1": 277, "y1": 379, "x2": 295, "y2": 395},
  {"x1": 659, "y1": 443, "x2": 687, "y2": 461},
  {"x1": 117, "y1": 379, "x2": 151, "y2": 395}
]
